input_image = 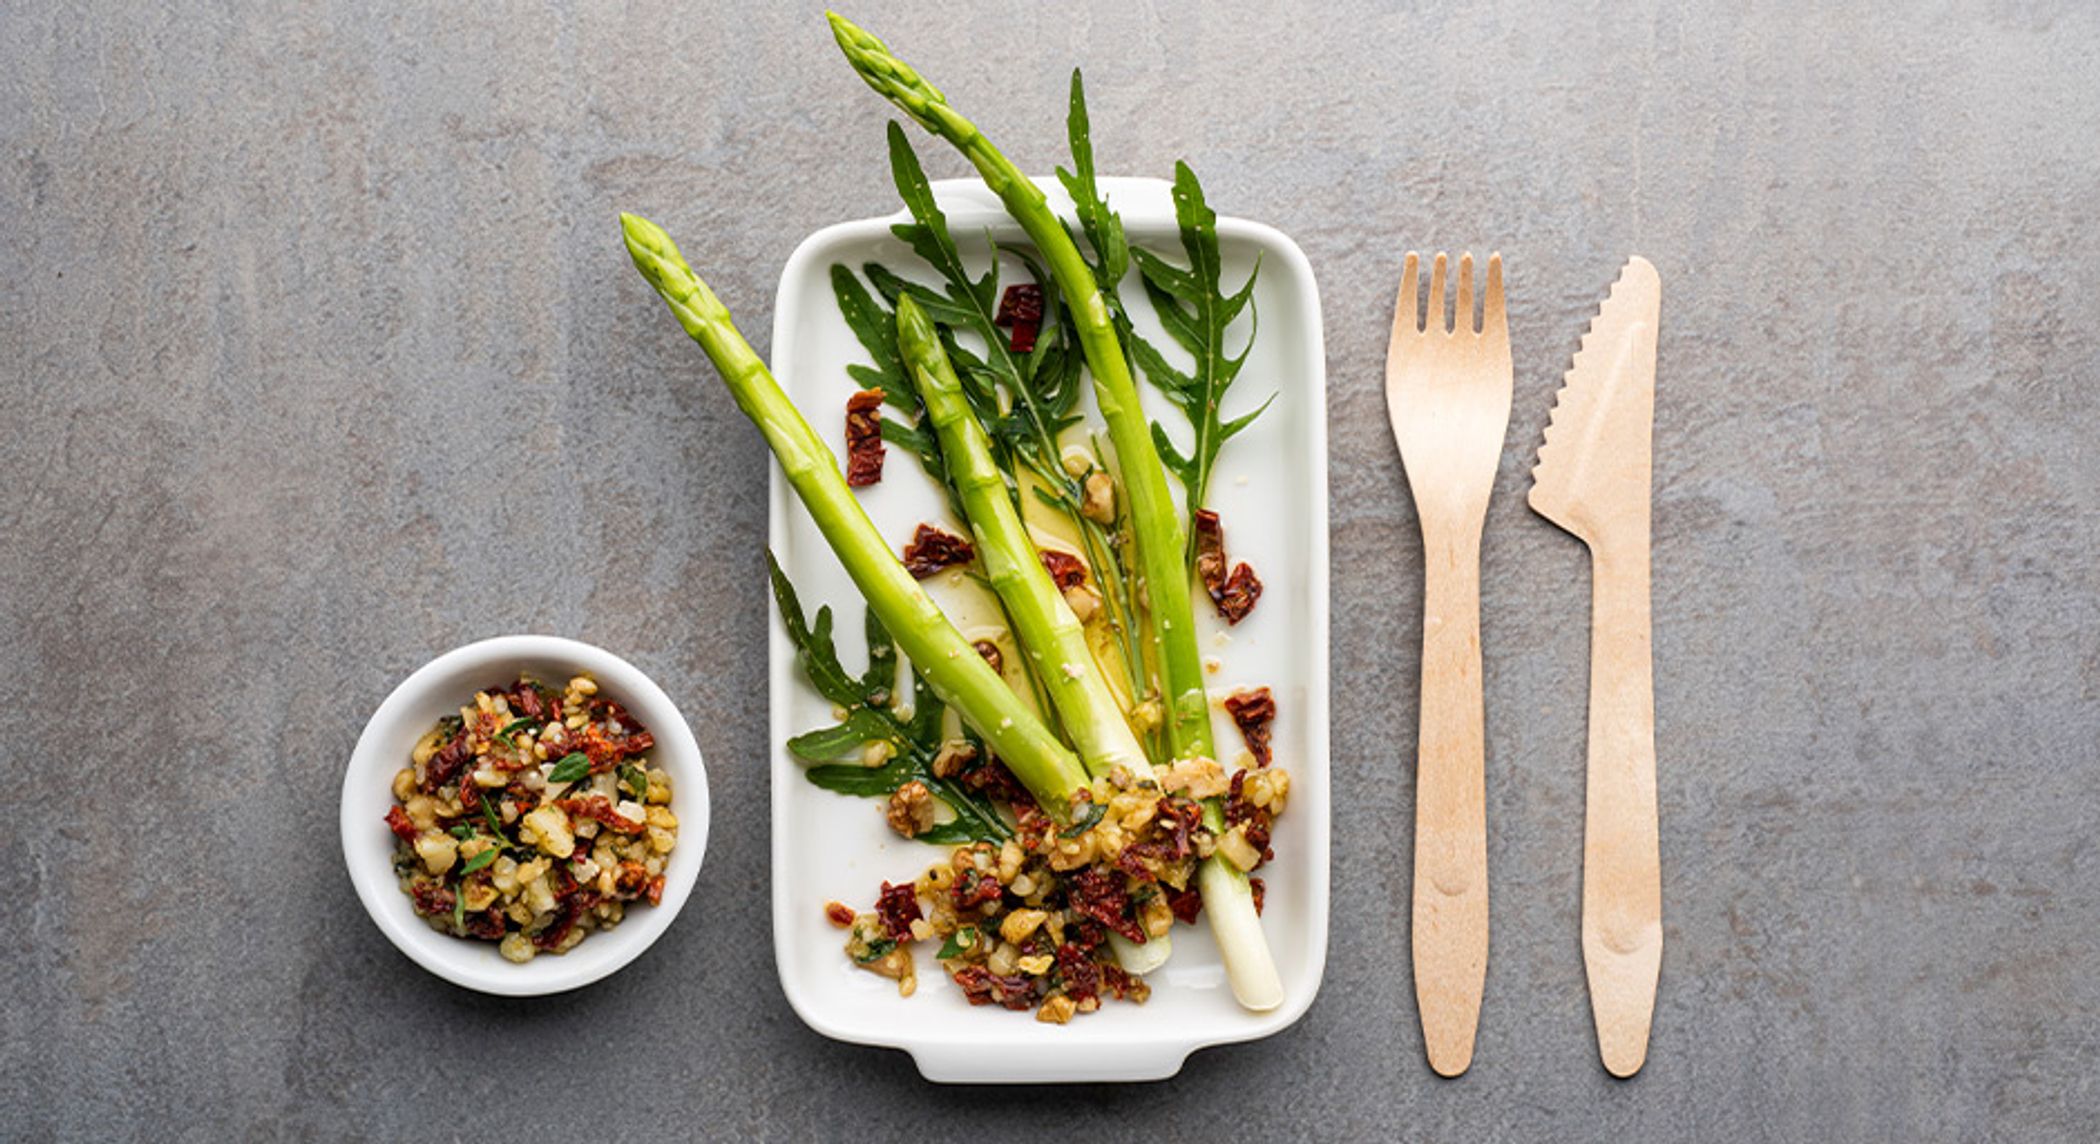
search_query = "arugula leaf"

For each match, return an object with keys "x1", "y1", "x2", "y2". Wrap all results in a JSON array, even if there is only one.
[
  {"x1": 547, "y1": 752, "x2": 590, "y2": 785},
  {"x1": 936, "y1": 926, "x2": 978, "y2": 960},
  {"x1": 1056, "y1": 69, "x2": 1129, "y2": 294},
  {"x1": 765, "y1": 553, "x2": 864, "y2": 709},
  {"x1": 1126, "y1": 162, "x2": 1272, "y2": 546},
  {"x1": 460, "y1": 846, "x2": 501, "y2": 875},
  {"x1": 769, "y1": 554, "x2": 1010, "y2": 842},
  {"x1": 804, "y1": 758, "x2": 916, "y2": 797}
]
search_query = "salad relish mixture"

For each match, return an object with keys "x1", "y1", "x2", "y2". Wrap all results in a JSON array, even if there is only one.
[{"x1": 384, "y1": 673, "x2": 678, "y2": 962}]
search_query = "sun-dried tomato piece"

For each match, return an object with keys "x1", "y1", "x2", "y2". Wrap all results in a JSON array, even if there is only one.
[
  {"x1": 615, "y1": 861, "x2": 649, "y2": 896},
  {"x1": 1222, "y1": 687, "x2": 1277, "y2": 767},
  {"x1": 994, "y1": 283, "x2": 1044, "y2": 354},
  {"x1": 508, "y1": 681, "x2": 547, "y2": 721},
  {"x1": 1166, "y1": 885, "x2": 1205, "y2": 926},
  {"x1": 1154, "y1": 795, "x2": 1203, "y2": 861},
  {"x1": 466, "y1": 907, "x2": 508, "y2": 941},
  {"x1": 645, "y1": 875, "x2": 666, "y2": 907},
  {"x1": 409, "y1": 883, "x2": 454, "y2": 919},
  {"x1": 1099, "y1": 962, "x2": 1147, "y2": 1001},
  {"x1": 1054, "y1": 942, "x2": 1102, "y2": 1003},
  {"x1": 845, "y1": 387, "x2": 886, "y2": 487},
  {"x1": 1192, "y1": 508, "x2": 1263, "y2": 624},
  {"x1": 420, "y1": 730, "x2": 473, "y2": 794},
  {"x1": 951, "y1": 965, "x2": 1040, "y2": 1010},
  {"x1": 1038, "y1": 549, "x2": 1087, "y2": 591},
  {"x1": 1068, "y1": 868, "x2": 1146, "y2": 944},
  {"x1": 384, "y1": 806, "x2": 419, "y2": 844},
  {"x1": 875, "y1": 881, "x2": 923, "y2": 940},
  {"x1": 533, "y1": 894, "x2": 590, "y2": 950},
  {"x1": 556, "y1": 795, "x2": 647, "y2": 835},
  {"x1": 901, "y1": 523, "x2": 975, "y2": 578},
  {"x1": 1250, "y1": 876, "x2": 1266, "y2": 916},
  {"x1": 824, "y1": 901, "x2": 857, "y2": 928},
  {"x1": 958, "y1": 757, "x2": 1033, "y2": 809},
  {"x1": 950, "y1": 867, "x2": 1004, "y2": 911},
  {"x1": 1223, "y1": 771, "x2": 1277, "y2": 867}
]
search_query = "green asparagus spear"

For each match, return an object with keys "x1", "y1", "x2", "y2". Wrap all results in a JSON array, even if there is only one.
[
  {"x1": 897, "y1": 294, "x2": 1150, "y2": 782},
  {"x1": 828, "y1": 14, "x2": 1283, "y2": 1010},
  {"x1": 620, "y1": 211, "x2": 1091, "y2": 816},
  {"x1": 829, "y1": 12, "x2": 1208, "y2": 762}
]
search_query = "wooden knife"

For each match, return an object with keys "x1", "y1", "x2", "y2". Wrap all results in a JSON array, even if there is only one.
[{"x1": 1528, "y1": 256, "x2": 1663, "y2": 1078}]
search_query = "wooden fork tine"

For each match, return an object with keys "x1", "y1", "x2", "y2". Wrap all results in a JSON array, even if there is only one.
[
  {"x1": 1394, "y1": 252, "x2": 1421, "y2": 339},
  {"x1": 1428, "y1": 253, "x2": 1449, "y2": 334},
  {"x1": 1456, "y1": 253, "x2": 1475, "y2": 335},
  {"x1": 1483, "y1": 253, "x2": 1506, "y2": 341}
]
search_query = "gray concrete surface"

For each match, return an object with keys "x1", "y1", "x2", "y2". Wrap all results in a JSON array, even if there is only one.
[{"x1": 4, "y1": 1, "x2": 2097, "y2": 1139}]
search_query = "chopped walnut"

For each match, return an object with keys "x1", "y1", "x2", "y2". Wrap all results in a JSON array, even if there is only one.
[
  {"x1": 1158, "y1": 755, "x2": 1230, "y2": 801},
  {"x1": 1080, "y1": 471, "x2": 1115, "y2": 524},
  {"x1": 885, "y1": 780, "x2": 938, "y2": 838},
  {"x1": 1061, "y1": 584, "x2": 1101, "y2": 623},
  {"x1": 931, "y1": 740, "x2": 978, "y2": 779}
]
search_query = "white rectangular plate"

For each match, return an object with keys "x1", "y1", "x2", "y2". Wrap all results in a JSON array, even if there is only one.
[{"x1": 767, "y1": 177, "x2": 1328, "y2": 1083}]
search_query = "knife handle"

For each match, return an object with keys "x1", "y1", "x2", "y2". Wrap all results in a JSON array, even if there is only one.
[
  {"x1": 1413, "y1": 528, "x2": 1490, "y2": 1077},
  {"x1": 1584, "y1": 539, "x2": 1662, "y2": 1077}
]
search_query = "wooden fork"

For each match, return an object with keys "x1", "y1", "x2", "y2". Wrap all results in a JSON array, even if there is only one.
[{"x1": 1385, "y1": 252, "x2": 1512, "y2": 1077}]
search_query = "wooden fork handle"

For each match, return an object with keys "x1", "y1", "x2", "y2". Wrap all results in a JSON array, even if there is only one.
[
  {"x1": 1413, "y1": 529, "x2": 1490, "y2": 1077},
  {"x1": 1583, "y1": 538, "x2": 1662, "y2": 1077}
]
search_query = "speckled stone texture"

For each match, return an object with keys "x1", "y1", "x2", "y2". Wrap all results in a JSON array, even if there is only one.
[{"x1": 4, "y1": 1, "x2": 2096, "y2": 1138}]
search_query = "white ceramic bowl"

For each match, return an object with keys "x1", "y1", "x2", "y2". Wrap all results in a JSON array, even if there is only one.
[{"x1": 340, "y1": 635, "x2": 708, "y2": 995}]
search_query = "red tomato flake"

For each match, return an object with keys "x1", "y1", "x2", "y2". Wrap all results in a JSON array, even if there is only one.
[
  {"x1": 420, "y1": 730, "x2": 473, "y2": 793},
  {"x1": 824, "y1": 901, "x2": 857, "y2": 928},
  {"x1": 874, "y1": 880, "x2": 923, "y2": 940},
  {"x1": 1054, "y1": 942, "x2": 1102, "y2": 1003},
  {"x1": 1167, "y1": 885, "x2": 1204, "y2": 926},
  {"x1": 384, "y1": 806, "x2": 418, "y2": 844},
  {"x1": 845, "y1": 387, "x2": 886, "y2": 487},
  {"x1": 557, "y1": 795, "x2": 647, "y2": 835},
  {"x1": 1222, "y1": 686, "x2": 1277, "y2": 767},
  {"x1": 645, "y1": 875, "x2": 666, "y2": 907},
  {"x1": 901, "y1": 523, "x2": 975, "y2": 579},
  {"x1": 1038, "y1": 549, "x2": 1087, "y2": 591},
  {"x1": 1250, "y1": 876, "x2": 1266, "y2": 916},
  {"x1": 952, "y1": 965, "x2": 1040, "y2": 1010},
  {"x1": 1068, "y1": 867, "x2": 1146, "y2": 944},
  {"x1": 951, "y1": 867, "x2": 1004, "y2": 911},
  {"x1": 994, "y1": 283, "x2": 1044, "y2": 354},
  {"x1": 1192, "y1": 508, "x2": 1263, "y2": 625}
]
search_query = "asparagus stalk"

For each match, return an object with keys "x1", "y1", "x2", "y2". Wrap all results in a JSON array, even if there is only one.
[
  {"x1": 898, "y1": 295, "x2": 1172, "y2": 976},
  {"x1": 897, "y1": 295, "x2": 1150, "y2": 782},
  {"x1": 621, "y1": 211, "x2": 1091, "y2": 816},
  {"x1": 829, "y1": 14, "x2": 1284, "y2": 1011}
]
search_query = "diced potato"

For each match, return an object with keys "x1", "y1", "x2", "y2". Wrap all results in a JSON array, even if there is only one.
[
  {"x1": 498, "y1": 933, "x2": 536, "y2": 963},
  {"x1": 521, "y1": 805, "x2": 575, "y2": 859},
  {"x1": 413, "y1": 833, "x2": 458, "y2": 875}
]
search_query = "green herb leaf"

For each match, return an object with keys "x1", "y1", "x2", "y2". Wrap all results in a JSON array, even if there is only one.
[
  {"x1": 1056, "y1": 69, "x2": 1129, "y2": 293},
  {"x1": 461, "y1": 846, "x2": 501, "y2": 875},
  {"x1": 852, "y1": 936, "x2": 897, "y2": 964},
  {"x1": 451, "y1": 884, "x2": 466, "y2": 933},
  {"x1": 448, "y1": 824, "x2": 473, "y2": 840},
  {"x1": 494, "y1": 716, "x2": 538, "y2": 742},
  {"x1": 936, "y1": 926, "x2": 978, "y2": 960},
  {"x1": 803, "y1": 758, "x2": 915, "y2": 797},
  {"x1": 618, "y1": 763, "x2": 648, "y2": 802},
  {"x1": 1124, "y1": 160, "x2": 1270, "y2": 541},
  {"x1": 766, "y1": 552, "x2": 865, "y2": 709},
  {"x1": 481, "y1": 796, "x2": 506, "y2": 839},
  {"x1": 547, "y1": 752, "x2": 590, "y2": 785},
  {"x1": 1058, "y1": 798, "x2": 1107, "y2": 838}
]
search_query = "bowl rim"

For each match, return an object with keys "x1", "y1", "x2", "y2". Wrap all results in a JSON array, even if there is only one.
[{"x1": 338, "y1": 634, "x2": 708, "y2": 996}]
